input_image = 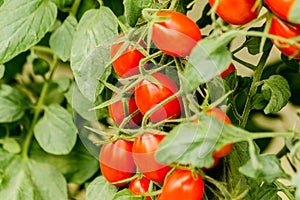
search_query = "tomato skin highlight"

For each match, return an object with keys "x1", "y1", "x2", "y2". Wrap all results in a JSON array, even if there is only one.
[
  {"x1": 99, "y1": 139, "x2": 136, "y2": 187},
  {"x1": 152, "y1": 11, "x2": 202, "y2": 57},
  {"x1": 269, "y1": 16, "x2": 300, "y2": 59},
  {"x1": 135, "y1": 72, "x2": 181, "y2": 122},
  {"x1": 132, "y1": 133, "x2": 172, "y2": 184},
  {"x1": 128, "y1": 177, "x2": 151, "y2": 200},
  {"x1": 108, "y1": 88, "x2": 143, "y2": 128},
  {"x1": 264, "y1": 0, "x2": 299, "y2": 24},
  {"x1": 209, "y1": 0, "x2": 260, "y2": 25},
  {"x1": 158, "y1": 169, "x2": 204, "y2": 200},
  {"x1": 110, "y1": 33, "x2": 146, "y2": 78}
]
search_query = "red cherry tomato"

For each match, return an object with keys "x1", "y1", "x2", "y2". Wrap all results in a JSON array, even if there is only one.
[
  {"x1": 128, "y1": 177, "x2": 151, "y2": 200},
  {"x1": 206, "y1": 108, "x2": 233, "y2": 158},
  {"x1": 269, "y1": 16, "x2": 300, "y2": 59},
  {"x1": 110, "y1": 33, "x2": 146, "y2": 78},
  {"x1": 220, "y1": 63, "x2": 236, "y2": 78},
  {"x1": 158, "y1": 169, "x2": 204, "y2": 200},
  {"x1": 152, "y1": 11, "x2": 202, "y2": 57},
  {"x1": 265, "y1": 0, "x2": 299, "y2": 25},
  {"x1": 209, "y1": 0, "x2": 260, "y2": 25},
  {"x1": 132, "y1": 132, "x2": 172, "y2": 184},
  {"x1": 109, "y1": 87, "x2": 143, "y2": 128},
  {"x1": 135, "y1": 72, "x2": 181, "y2": 122},
  {"x1": 99, "y1": 139, "x2": 136, "y2": 187}
]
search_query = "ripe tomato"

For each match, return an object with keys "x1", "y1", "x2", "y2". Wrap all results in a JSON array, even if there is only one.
[
  {"x1": 109, "y1": 87, "x2": 143, "y2": 128},
  {"x1": 206, "y1": 108, "x2": 233, "y2": 158},
  {"x1": 128, "y1": 177, "x2": 151, "y2": 200},
  {"x1": 220, "y1": 63, "x2": 236, "y2": 78},
  {"x1": 99, "y1": 139, "x2": 136, "y2": 187},
  {"x1": 152, "y1": 11, "x2": 202, "y2": 57},
  {"x1": 269, "y1": 16, "x2": 300, "y2": 59},
  {"x1": 265, "y1": 0, "x2": 299, "y2": 25},
  {"x1": 135, "y1": 72, "x2": 181, "y2": 122},
  {"x1": 208, "y1": 0, "x2": 260, "y2": 25},
  {"x1": 158, "y1": 169, "x2": 204, "y2": 200},
  {"x1": 132, "y1": 132, "x2": 172, "y2": 184},
  {"x1": 110, "y1": 33, "x2": 146, "y2": 78}
]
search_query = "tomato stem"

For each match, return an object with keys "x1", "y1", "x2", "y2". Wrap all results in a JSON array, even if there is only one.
[{"x1": 70, "y1": 0, "x2": 81, "y2": 16}]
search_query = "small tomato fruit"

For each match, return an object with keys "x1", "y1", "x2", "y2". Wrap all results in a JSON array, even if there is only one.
[
  {"x1": 129, "y1": 177, "x2": 151, "y2": 200},
  {"x1": 158, "y1": 169, "x2": 204, "y2": 200},
  {"x1": 209, "y1": 0, "x2": 260, "y2": 25},
  {"x1": 132, "y1": 132, "x2": 172, "y2": 184},
  {"x1": 110, "y1": 33, "x2": 146, "y2": 78},
  {"x1": 152, "y1": 11, "x2": 202, "y2": 57},
  {"x1": 99, "y1": 139, "x2": 136, "y2": 187},
  {"x1": 135, "y1": 72, "x2": 181, "y2": 122},
  {"x1": 269, "y1": 16, "x2": 300, "y2": 59}
]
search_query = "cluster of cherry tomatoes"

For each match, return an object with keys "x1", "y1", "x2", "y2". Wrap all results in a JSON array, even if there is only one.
[
  {"x1": 99, "y1": 10, "x2": 235, "y2": 200},
  {"x1": 98, "y1": 0, "x2": 300, "y2": 199}
]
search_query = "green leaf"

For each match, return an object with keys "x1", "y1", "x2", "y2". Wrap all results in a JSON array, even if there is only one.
[
  {"x1": 243, "y1": 26, "x2": 273, "y2": 55},
  {"x1": 0, "y1": 84, "x2": 29, "y2": 123},
  {"x1": 65, "y1": 83, "x2": 98, "y2": 121},
  {"x1": 239, "y1": 154, "x2": 288, "y2": 183},
  {"x1": 292, "y1": 170, "x2": 300, "y2": 200},
  {"x1": 124, "y1": 0, "x2": 152, "y2": 26},
  {"x1": 0, "y1": 0, "x2": 57, "y2": 63},
  {"x1": 288, "y1": 0, "x2": 300, "y2": 24},
  {"x1": 156, "y1": 114, "x2": 252, "y2": 168},
  {"x1": 50, "y1": 15, "x2": 77, "y2": 62},
  {"x1": 3, "y1": 138, "x2": 21, "y2": 154},
  {"x1": 254, "y1": 183, "x2": 280, "y2": 200},
  {"x1": 71, "y1": 7, "x2": 118, "y2": 102},
  {"x1": 0, "y1": 149, "x2": 67, "y2": 200},
  {"x1": 86, "y1": 176, "x2": 118, "y2": 200},
  {"x1": 220, "y1": 143, "x2": 261, "y2": 200},
  {"x1": 30, "y1": 140, "x2": 99, "y2": 184},
  {"x1": 252, "y1": 93, "x2": 267, "y2": 110},
  {"x1": 184, "y1": 32, "x2": 236, "y2": 91},
  {"x1": 0, "y1": 65, "x2": 4, "y2": 79},
  {"x1": 34, "y1": 104, "x2": 77, "y2": 155},
  {"x1": 113, "y1": 189, "x2": 143, "y2": 200},
  {"x1": 262, "y1": 75, "x2": 291, "y2": 114}
]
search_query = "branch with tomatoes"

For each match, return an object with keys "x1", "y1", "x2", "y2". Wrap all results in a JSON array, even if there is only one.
[{"x1": 86, "y1": 0, "x2": 300, "y2": 200}]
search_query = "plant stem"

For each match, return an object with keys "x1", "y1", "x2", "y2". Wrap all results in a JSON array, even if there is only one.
[
  {"x1": 169, "y1": 0, "x2": 180, "y2": 10},
  {"x1": 239, "y1": 47, "x2": 271, "y2": 128},
  {"x1": 70, "y1": 0, "x2": 81, "y2": 16},
  {"x1": 21, "y1": 56, "x2": 59, "y2": 158}
]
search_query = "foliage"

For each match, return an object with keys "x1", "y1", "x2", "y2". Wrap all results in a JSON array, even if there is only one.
[{"x1": 0, "y1": 0, "x2": 300, "y2": 199}]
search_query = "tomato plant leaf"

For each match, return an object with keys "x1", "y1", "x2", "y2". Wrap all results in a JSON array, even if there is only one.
[
  {"x1": 34, "y1": 104, "x2": 77, "y2": 155},
  {"x1": 86, "y1": 176, "x2": 118, "y2": 200},
  {"x1": 71, "y1": 7, "x2": 118, "y2": 102},
  {"x1": 124, "y1": 0, "x2": 152, "y2": 27},
  {"x1": 239, "y1": 154, "x2": 288, "y2": 183},
  {"x1": 156, "y1": 114, "x2": 252, "y2": 168},
  {"x1": 0, "y1": 65, "x2": 4, "y2": 79},
  {"x1": 3, "y1": 138, "x2": 21, "y2": 154},
  {"x1": 261, "y1": 75, "x2": 291, "y2": 114},
  {"x1": 243, "y1": 26, "x2": 273, "y2": 55},
  {"x1": 50, "y1": 15, "x2": 77, "y2": 62},
  {"x1": 0, "y1": 149, "x2": 67, "y2": 200},
  {"x1": 292, "y1": 170, "x2": 300, "y2": 200},
  {"x1": 65, "y1": 83, "x2": 98, "y2": 121},
  {"x1": 254, "y1": 183, "x2": 280, "y2": 200},
  {"x1": 0, "y1": 0, "x2": 57, "y2": 64},
  {"x1": 113, "y1": 189, "x2": 143, "y2": 200},
  {"x1": 288, "y1": 0, "x2": 300, "y2": 24},
  {"x1": 30, "y1": 140, "x2": 98, "y2": 184},
  {"x1": 184, "y1": 32, "x2": 236, "y2": 91},
  {"x1": 0, "y1": 84, "x2": 29, "y2": 123}
]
